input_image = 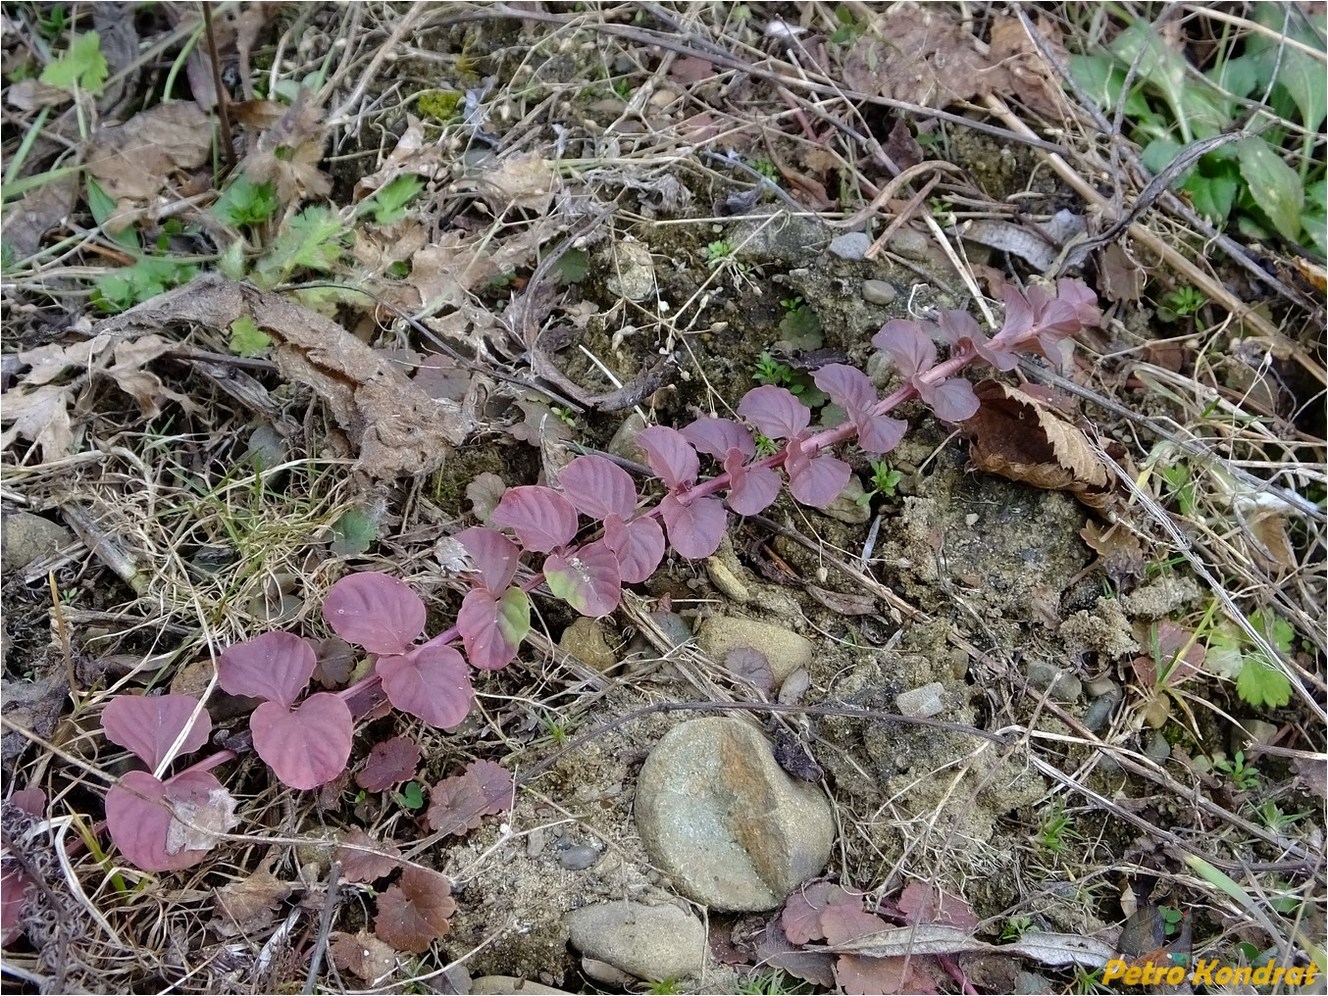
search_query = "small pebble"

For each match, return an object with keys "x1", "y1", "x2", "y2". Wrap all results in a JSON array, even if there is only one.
[
  {"x1": 705, "y1": 557, "x2": 750, "y2": 603},
  {"x1": 828, "y1": 232, "x2": 871, "y2": 260},
  {"x1": 861, "y1": 279, "x2": 897, "y2": 304},
  {"x1": 895, "y1": 682, "x2": 946, "y2": 719},
  {"x1": 557, "y1": 844, "x2": 601, "y2": 870},
  {"x1": 1143, "y1": 731, "x2": 1172, "y2": 763}
]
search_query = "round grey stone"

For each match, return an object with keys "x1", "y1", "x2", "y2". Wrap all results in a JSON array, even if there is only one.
[
  {"x1": 635, "y1": 717, "x2": 834, "y2": 911},
  {"x1": 828, "y1": 232, "x2": 871, "y2": 260},
  {"x1": 566, "y1": 901, "x2": 705, "y2": 982},
  {"x1": 895, "y1": 682, "x2": 946, "y2": 719},
  {"x1": 2, "y1": 512, "x2": 74, "y2": 572},
  {"x1": 861, "y1": 279, "x2": 898, "y2": 304}
]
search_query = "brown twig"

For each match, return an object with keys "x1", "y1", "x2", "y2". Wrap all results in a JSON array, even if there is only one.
[{"x1": 200, "y1": 2, "x2": 236, "y2": 173}]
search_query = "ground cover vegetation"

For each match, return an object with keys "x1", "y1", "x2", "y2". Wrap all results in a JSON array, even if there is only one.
[{"x1": 1, "y1": 2, "x2": 1324, "y2": 993}]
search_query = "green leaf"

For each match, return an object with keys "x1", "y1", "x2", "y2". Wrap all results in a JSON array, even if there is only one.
[
  {"x1": 361, "y1": 174, "x2": 424, "y2": 225},
  {"x1": 1140, "y1": 137, "x2": 1183, "y2": 176},
  {"x1": 214, "y1": 177, "x2": 278, "y2": 227},
  {"x1": 396, "y1": 781, "x2": 424, "y2": 810},
  {"x1": 228, "y1": 315, "x2": 271, "y2": 358},
  {"x1": 496, "y1": 587, "x2": 531, "y2": 650},
  {"x1": 1235, "y1": 654, "x2": 1292, "y2": 709},
  {"x1": 253, "y1": 205, "x2": 347, "y2": 285},
  {"x1": 329, "y1": 507, "x2": 379, "y2": 556},
  {"x1": 1109, "y1": 23, "x2": 1228, "y2": 140},
  {"x1": 1209, "y1": 54, "x2": 1262, "y2": 101},
  {"x1": 1249, "y1": 5, "x2": 1327, "y2": 133},
  {"x1": 554, "y1": 248, "x2": 588, "y2": 284},
  {"x1": 93, "y1": 256, "x2": 197, "y2": 313},
  {"x1": 1236, "y1": 137, "x2": 1304, "y2": 242},
  {"x1": 1182, "y1": 166, "x2": 1239, "y2": 223},
  {"x1": 777, "y1": 305, "x2": 823, "y2": 350},
  {"x1": 86, "y1": 178, "x2": 138, "y2": 251},
  {"x1": 39, "y1": 31, "x2": 107, "y2": 92}
]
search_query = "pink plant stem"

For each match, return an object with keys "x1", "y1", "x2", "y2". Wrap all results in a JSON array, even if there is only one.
[{"x1": 329, "y1": 320, "x2": 1045, "y2": 713}]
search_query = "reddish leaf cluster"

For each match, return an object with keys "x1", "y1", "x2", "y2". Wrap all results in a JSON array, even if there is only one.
[{"x1": 425, "y1": 759, "x2": 513, "y2": 836}]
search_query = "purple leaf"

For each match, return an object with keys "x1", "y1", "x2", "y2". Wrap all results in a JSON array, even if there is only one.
[
  {"x1": 357, "y1": 736, "x2": 422, "y2": 792},
  {"x1": 1056, "y1": 277, "x2": 1102, "y2": 327},
  {"x1": 812, "y1": 364, "x2": 876, "y2": 418},
  {"x1": 603, "y1": 514, "x2": 665, "y2": 584},
  {"x1": 659, "y1": 493, "x2": 727, "y2": 559},
  {"x1": 724, "y1": 450, "x2": 781, "y2": 515},
  {"x1": 737, "y1": 385, "x2": 809, "y2": 440},
  {"x1": 250, "y1": 694, "x2": 354, "y2": 789},
  {"x1": 726, "y1": 647, "x2": 775, "y2": 694},
  {"x1": 323, "y1": 572, "x2": 425, "y2": 655},
  {"x1": 872, "y1": 319, "x2": 936, "y2": 378},
  {"x1": 1000, "y1": 283, "x2": 1035, "y2": 338},
  {"x1": 106, "y1": 769, "x2": 235, "y2": 872},
  {"x1": 558, "y1": 455, "x2": 637, "y2": 520},
  {"x1": 636, "y1": 426, "x2": 699, "y2": 490},
  {"x1": 458, "y1": 586, "x2": 529, "y2": 670},
  {"x1": 920, "y1": 377, "x2": 980, "y2": 422},
  {"x1": 102, "y1": 694, "x2": 211, "y2": 769},
  {"x1": 455, "y1": 526, "x2": 520, "y2": 592},
  {"x1": 492, "y1": 485, "x2": 579, "y2": 553},
  {"x1": 378, "y1": 644, "x2": 474, "y2": 728},
  {"x1": 218, "y1": 632, "x2": 318, "y2": 708},
  {"x1": 787, "y1": 453, "x2": 852, "y2": 508},
  {"x1": 681, "y1": 417, "x2": 754, "y2": 460},
  {"x1": 544, "y1": 540, "x2": 622, "y2": 617},
  {"x1": 856, "y1": 413, "x2": 908, "y2": 456}
]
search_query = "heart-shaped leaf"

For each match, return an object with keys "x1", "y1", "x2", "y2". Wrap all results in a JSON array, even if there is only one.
[
  {"x1": 250, "y1": 694, "x2": 354, "y2": 789},
  {"x1": 856, "y1": 413, "x2": 908, "y2": 456},
  {"x1": 218, "y1": 632, "x2": 317, "y2": 708},
  {"x1": 920, "y1": 377, "x2": 980, "y2": 423},
  {"x1": 457, "y1": 587, "x2": 529, "y2": 671},
  {"x1": 544, "y1": 540, "x2": 622, "y2": 617},
  {"x1": 455, "y1": 526, "x2": 521, "y2": 592},
  {"x1": 603, "y1": 514, "x2": 665, "y2": 584},
  {"x1": 724, "y1": 450, "x2": 781, "y2": 516},
  {"x1": 636, "y1": 426, "x2": 699, "y2": 490},
  {"x1": 377, "y1": 645, "x2": 474, "y2": 729},
  {"x1": 102, "y1": 694, "x2": 211, "y2": 769},
  {"x1": 558, "y1": 455, "x2": 637, "y2": 520},
  {"x1": 659, "y1": 493, "x2": 727, "y2": 559},
  {"x1": 813, "y1": 364, "x2": 877, "y2": 419},
  {"x1": 106, "y1": 769, "x2": 235, "y2": 872},
  {"x1": 787, "y1": 454, "x2": 852, "y2": 508},
  {"x1": 737, "y1": 385, "x2": 810, "y2": 440},
  {"x1": 323, "y1": 572, "x2": 425, "y2": 654},
  {"x1": 873, "y1": 319, "x2": 936, "y2": 378},
  {"x1": 492, "y1": 485, "x2": 579, "y2": 553},
  {"x1": 681, "y1": 417, "x2": 755, "y2": 460}
]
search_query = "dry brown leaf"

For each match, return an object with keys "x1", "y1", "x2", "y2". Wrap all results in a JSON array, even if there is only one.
[
  {"x1": 354, "y1": 118, "x2": 448, "y2": 200},
  {"x1": 374, "y1": 867, "x2": 456, "y2": 954},
  {"x1": 1096, "y1": 243, "x2": 1145, "y2": 304},
  {"x1": 240, "y1": 90, "x2": 330, "y2": 204},
  {"x1": 336, "y1": 828, "x2": 402, "y2": 883},
  {"x1": 331, "y1": 930, "x2": 397, "y2": 983},
  {"x1": 841, "y1": 8, "x2": 1009, "y2": 108},
  {"x1": 0, "y1": 383, "x2": 75, "y2": 460},
  {"x1": 458, "y1": 151, "x2": 560, "y2": 212},
  {"x1": 95, "y1": 276, "x2": 473, "y2": 479},
  {"x1": 1079, "y1": 521, "x2": 1146, "y2": 590},
  {"x1": 212, "y1": 862, "x2": 293, "y2": 936},
  {"x1": 987, "y1": 14, "x2": 1074, "y2": 118},
  {"x1": 1245, "y1": 509, "x2": 1296, "y2": 573},
  {"x1": 965, "y1": 380, "x2": 1114, "y2": 509},
  {"x1": 2, "y1": 173, "x2": 79, "y2": 260},
  {"x1": 402, "y1": 222, "x2": 552, "y2": 311},
  {"x1": 85, "y1": 103, "x2": 213, "y2": 232},
  {"x1": 835, "y1": 955, "x2": 940, "y2": 996}
]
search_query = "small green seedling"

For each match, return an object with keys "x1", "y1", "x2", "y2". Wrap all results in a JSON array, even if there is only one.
[
  {"x1": 753, "y1": 351, "x2": 797, "y2": 389},
  {"x1": 214, "y1": 177, "x2": 279, "y2": 228},
  {"x1": 828, "y1": 6, "x2": 867, "y2": 44},
  {"x1": 1158, "y1": 461, "x2": 1197, "y2": 518},
  {"x1": 1207, "y1": 610, "x2": 1295, "y2": 709},
  {"x1": 1000, "y1": 915, "x2": 1035, "y2": 941},
  {"x1": 1037, "y1": 805, "x2": 1079, "y2": 855},
  {"x1": 1159, "y1": 285, "x2": 1206, "y2": 321},
  {"x1": 1256, "y1": 800, "x2": 1309, "y2": 833},
  {"x1": 858, "y1": 459, "x2": 903, "y2": 505},
  {"x1": 359, "y1": 174, "x2": 424, "y2": 225},
  {"x1": 706, "y1": 239, "x2": 735, "y2": 264},
  {"x1": 40, "y1": 30, "x2": 108, "y2": 93},
  {"x1": 393, "y1": 780, "x2": 426, "y2": 811},
  {"x1": 1212, "y1": 750, "x2": 1260, "y2": 792},
  {"x1": 229, "y1": 316, "x2": 271, "y2": 358},
  {"x1": 779, "y1": 295, "x2": 804, "y2": 312}
]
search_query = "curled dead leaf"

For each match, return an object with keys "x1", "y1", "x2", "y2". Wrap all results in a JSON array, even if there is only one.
[{"x1": 964, "y1": 380, "x2": 1114, "y2": 510}]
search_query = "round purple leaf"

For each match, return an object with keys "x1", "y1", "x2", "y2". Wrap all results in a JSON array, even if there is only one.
[
  {"x1": 250, "y1": 694, "x2": 354, "y2": 790},
  {"x1": 737, "y1": 385, "x2": 810, "y2": 440},
  {"x1": 659, "y1": 493, "x2": 727, "y2": 560},
  {"x1": 492, "y1": 485, "x2": 580, "y2": 553},
  {"x1": 681, "y1": 417, "x2": 755, "y2": 460},
  {"x1": 636, "y1": 426, "x2": 700, "y2": 491},
  {"x1": 378, "y1": 645, "x2": 474, "y2": 729},
  {"x1": 455, "y1": 526, "x2": 521, "y2": 593},
  {"x1": 218, "y1": 631, "x2": 318, "y2": 709},
  {"x1": 603, "y1": 513, "x2": 666, "y2": 584},
  {"x1": 558, "y1": 455, "x2": 637, "y2": 521},
  {"x1": 102, "y1": 694, "x2": 211, "y2": 770},
  {"x1": 723, "y1": 450, "x2": 781, "y2": 516},
  {"x1": 106, "y1": 769, "x2": 234, "y2": 872},
  {"x1": 323, "y1": 572, "x2": 425, "y2": 655},
  {"x1": 787, "y1": 454, "x2": 852, "y2": 508},
  {"x1": 458, "y1": 587, "x2": 529, "y2": 671}
]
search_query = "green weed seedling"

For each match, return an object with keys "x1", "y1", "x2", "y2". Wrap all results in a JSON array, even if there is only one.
[
  {"x1": 1158, "y1": 285, "x2": 1206, "y2": 322},
  {"x1": 1000, "y1": 915, "x2": 1036, "y2": 942},
  {"x1": 858, "y1": 459, "x2": 903, "y2": 505},
  {"x1": 1071, "y1": 6, "x2": 1327, "y2": 256},
  {"x1": 1212, "y1": 750, "x2": 1261, "y2": 792},
  {"x1": 1206, "y1": 610, "x2": 1295, "y2": 710},
  {"x1": 1037, "y1": 804, "x2": 1080, "y2": 855}
]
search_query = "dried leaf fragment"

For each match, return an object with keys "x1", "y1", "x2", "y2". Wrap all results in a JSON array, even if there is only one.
[
  {"x1": 331, "y1": 930, "x2": 397, "y2": 982},
  {"x1": 374, "y1": 867, "x2": 456, "y2": 953},
  {"x1": 964, "y1": 380, "x2": 1113, "y2": 509},
  {"x1": 336, "y1": 828, "x2": 402, "y2": 883}
]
